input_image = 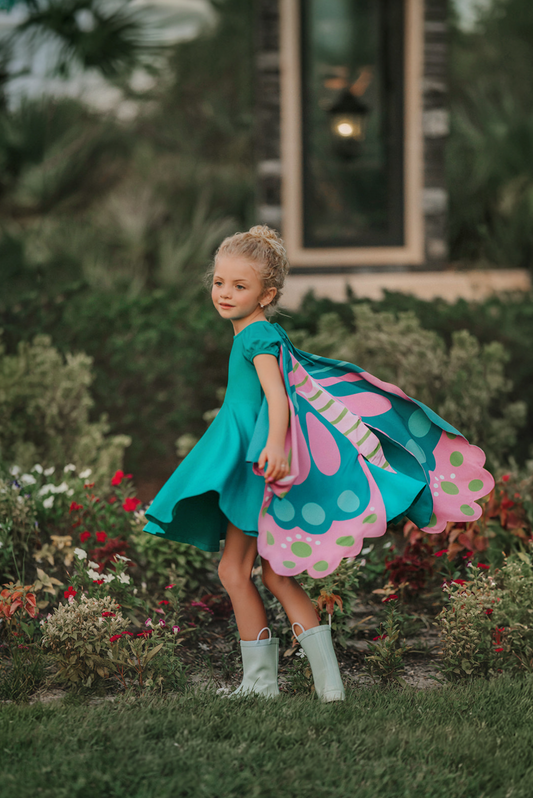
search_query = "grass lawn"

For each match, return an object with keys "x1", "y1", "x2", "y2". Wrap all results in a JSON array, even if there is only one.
[{"x1": 2, "y1": 676, "x2": 533, "y2": 798}]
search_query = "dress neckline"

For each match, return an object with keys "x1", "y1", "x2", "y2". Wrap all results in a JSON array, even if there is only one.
[{"x1": 233, "y1": 320, "x2": 271, "y2": 338}]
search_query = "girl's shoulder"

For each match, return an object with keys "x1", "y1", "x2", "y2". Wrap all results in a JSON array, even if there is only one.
[{"x1": 237, "y1": 321, "x2": 286, "y2": 362}]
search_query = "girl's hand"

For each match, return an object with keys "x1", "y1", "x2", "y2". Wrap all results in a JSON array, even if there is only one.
[{"x1": 258, "y1": 444, "x2": 289, "y2": 483}]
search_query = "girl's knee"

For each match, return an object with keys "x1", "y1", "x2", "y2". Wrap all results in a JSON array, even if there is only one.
[
  {"x1": 218, "y1": 558, "x2": 250, "y2": 593},
  {"x1": 261, "y1": 566, "x2": 291, "y2": 596}
]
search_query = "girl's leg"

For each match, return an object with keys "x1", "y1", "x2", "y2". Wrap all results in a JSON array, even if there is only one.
[
  {"x1": 218, "y1": 522, "x2": 268, "y2": 641},
  {"x1": 260, "y1": 558, "x2": 319, "y2": 632}
]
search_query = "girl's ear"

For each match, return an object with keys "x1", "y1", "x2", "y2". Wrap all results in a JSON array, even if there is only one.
[{"x1": 260, "y1": 287, "x2": 277, "y2": 307}]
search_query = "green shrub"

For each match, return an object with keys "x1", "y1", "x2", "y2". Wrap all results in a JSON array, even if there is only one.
[
  {"x1": 290, "y1": 304, "x2": 526, "y2": 469},
  {"x1": 0, "y1": 333, "x2": 130, "y2": 479},
  {"x1": 436, "y1": 549, "x2": 533, "y2": 680}
]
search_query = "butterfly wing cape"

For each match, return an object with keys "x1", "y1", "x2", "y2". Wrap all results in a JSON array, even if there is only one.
[{"x1": 246, "y1": 324, "x2": 494, "y2": 578}]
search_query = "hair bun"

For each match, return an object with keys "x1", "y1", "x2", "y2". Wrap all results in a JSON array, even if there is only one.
[{"x1": 249, "y1": 225, "x2": 282, "y2": 244}]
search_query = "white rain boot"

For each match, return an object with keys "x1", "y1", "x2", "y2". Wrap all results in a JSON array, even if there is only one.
[
  {"x1": 229, "y1": 627, "x2": 280, "y2": 698},
  {"x1": 293, "y1": 622, "x2": 345, "y2": 703}
]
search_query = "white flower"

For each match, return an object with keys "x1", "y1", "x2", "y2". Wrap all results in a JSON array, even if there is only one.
[
  {"x1": 0, "y1": 542, "x2": 4, "y2": 549},
  {"x1": 296, "y1": 648, "x2": 307, "y2": 659},
  {"x1": 79, "y1": 468, "x2": 92, "y2": 479},
  {"x1": 102, "y1": 573, "x2": 115, "y2": 583},
  {"x1": 67, "y1": 489, "x2": 74, "y2": 496},
  {"x1": 115, "y1": 554, "x2": 131, "y2": 563},
  {"x1": 54, "y1": 482, "x2": 69, "y2": 494},
  {"x1": 64, "y1": 464, "x2": 76, "y2": 473},
  {"x1": 43, "y1": 495, "x2": 55, "y2": 509},
  {"x1": 44, "y1": 466, "x2": 55, "y2": 476},
  {"x1": 38, "y1": 484, "x2": 55, "y2": 496},
  {"x1": 74, "y1": 547, "x2": 88, "y2": 560},
  {"x1": 88, "y1": 560, "x2": 100, "y2": 569},
  {"x1": 32, "y1": 464, "x2": 43, "y2": 474},
  {"x1": 20, "y1": 473, "x2": 36, "y2": 485},
  {"x1": 117, "y1": 573, "x2": 131, "y2": 584},
  {"x1": 17, "y1": 496, "x2": 24, "y2": 504},
  {"x1": 87, "y1": 568, "x2": 100, "y2": 580},
  {"x1": 9, "y1": 465, "x2": 20, "y2": 476}
]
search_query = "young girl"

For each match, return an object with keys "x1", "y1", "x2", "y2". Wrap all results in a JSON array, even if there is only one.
[{"x1": 144, "y1": 225, "x2": 494, "y2": 702}]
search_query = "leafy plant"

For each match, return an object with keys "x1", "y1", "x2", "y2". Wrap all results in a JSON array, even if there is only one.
[
  {"x1": 436, "y1": 549, "x2": 533, "y2": 680},
  {"x1": 40, "y1": 593, "x2": 126, "y2": 686},
  {"x1": 363, "y1": 598, "x2": 408, "y2": 685}
]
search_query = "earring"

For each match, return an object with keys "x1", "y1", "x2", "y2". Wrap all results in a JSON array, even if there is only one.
[{"x1": 260, "y1": 303, "x2": 264, "y2": 308}]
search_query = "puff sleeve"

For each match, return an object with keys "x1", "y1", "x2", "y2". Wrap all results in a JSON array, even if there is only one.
[{"x1": 241, "y1": 322, "x2": 283, "y2": 363}]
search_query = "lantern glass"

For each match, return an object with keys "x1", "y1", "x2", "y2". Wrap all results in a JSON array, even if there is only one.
[{"x1": 301, "y1": 0, "x2": 404, "y2": 248}]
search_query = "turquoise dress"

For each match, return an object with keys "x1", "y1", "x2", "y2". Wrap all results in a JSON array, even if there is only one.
[{"x1": 144, "y1": 321, "x2": 494, "y2": 577}]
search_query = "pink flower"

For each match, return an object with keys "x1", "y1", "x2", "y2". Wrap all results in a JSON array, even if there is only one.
[
  {"x1": 172, "y1": 625, "x2": 180, "y2": 634},
  {"x1": 111, "y1": 470, "x2": 124, "y2": 486},
  {"x1": 145, "y1": 618, "x2": 153, "y2": 627},
  {"x1": 123, "y1": 497, "x2": 142, "y2": 512},
  {"x1": 191, "y1": 600, "x2": 214, "y2": 615},
  {"x1": 165, "y1": 584, "x2": 176, "y2": 590},
  {"x1": 158, "y1": 620, "x2": 166, "y2": 628}
]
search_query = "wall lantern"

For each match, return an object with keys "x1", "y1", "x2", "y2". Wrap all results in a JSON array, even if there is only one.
[{"x1": 328, "y1": 88, "x2": 370, "y2": 158}]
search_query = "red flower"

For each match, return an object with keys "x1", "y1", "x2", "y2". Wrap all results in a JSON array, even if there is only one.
[
  {"x1": 165, "y1": 584, "x2": 176, "y2": 590},
  {"x1": 96, "y1": 531, "x2": 107, "y2": 543},
  {"x1": 158, "y1": 600, "x2": 169, "y2": 605},
  {"x1": 434, "y1": 549, "x2": 448, "y2": 558},
  {"x1": 484, "y1": 608, "x2": 493, "y2": 615},
  {"x1": 109, "y1": 634, "x2": 122, "y2": 643},
  {"x1": 125, "y1": 474, "x2": 133, "y2": 479},
  {"x1": 84, "y1": 482, "x2": 95, "y2": 489},
  {"x1": 502, "y1": 474, "x2": 510, "y2": 482},
  {"x1": 123, "y1": 631, "x2": 134, "y2": 636},
  {"x1": 93, "y1": 579, "x2": 104, "y2": 585},
  {"x1": 372, "y1": 634, "x2": 388, "y2": 641},
  {"x1": 80, "y1": 531, "x2": 91, "y2": 543},
  {"x1": 137, "y1": 630, "x2": 153, "y2": 637},
  {"x1": 102, "y1": 612, "x2": 116, "y2": 617},
  {"x1": 108, "y1": 496, "x2": 117, "y2": 504},
  {"x1": 494, "y1": 647, "x2": 504, "y2": 653},
  {"x1": 382, "y1": 595, "x2": 398, "y2": 603},
  {"x1": 111, "y1": 470, "x2": 124, "y2": 486},
  {"x1": 64, "y1": 587, "x2": 77, "y2": 600},
  {"x1": 477, "y1": 563, "x2": 490, "y2": 570},
  {"x1": 122, "y1": 497, "x2": 142, "y2": 512},
  {"x1": 452, "y1": 579, "x2": 467, "y2": 585},
  {"x1": 69, "y1": 501, "x2": 83, "y2": 513}
]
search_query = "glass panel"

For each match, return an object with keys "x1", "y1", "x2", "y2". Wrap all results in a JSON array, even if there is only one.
[{"x1": 301, "y1": 0, "x2": 404, "y2": 248}]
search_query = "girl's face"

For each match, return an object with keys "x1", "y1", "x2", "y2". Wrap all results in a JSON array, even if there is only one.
[{"x1": 212, "y1": 254, "x2": 276, "y2": 326}]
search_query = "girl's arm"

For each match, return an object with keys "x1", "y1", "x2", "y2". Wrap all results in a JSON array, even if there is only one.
[{"x1": 253, "y1": 353, "x2": 289, "y2": 483}]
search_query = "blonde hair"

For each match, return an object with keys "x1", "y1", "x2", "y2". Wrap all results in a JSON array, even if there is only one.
[{"x1": 207, "y1": 225, "x2": 289, "y2": 314}]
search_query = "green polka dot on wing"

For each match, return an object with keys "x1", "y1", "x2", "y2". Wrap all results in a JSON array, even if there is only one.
[
  {"x1": 468, "y1": 479, "x2": 484, "y2": 492},
  {"x1": 302, "y1": 503, "x2": 326, "y2": 526},
  {"x1": 441, "y1": 482, "x2": 459, "y2": 495},
  {"x1": 363, "y1": 513, "x2": 377, "y2": 524},
  {"x1": 450, "y1": 451, "x2": 464, "y2": 467},
  {"x1": 313, "y1": 561, "x2": 329, "y2": 571},
  {"x1": 291, "y1": 542, "x2": 312, "y2": 558},
  {"x1": 460, "y1": 504, "x2": 476, "y2": 517},
  {"x1": 408, "y1": 409, "x2": 431, "y2": 438},
  {"x1": 274, "y1": 498, "x2": 295, "y2": 522},
  {"x1": 266, "y1": 531, "x2": 274, "y2": 546},
  {"x1": 445, "y1": 432, "x2": 457, "y2": 440},
  {"x1": 406, "y1": 438, "x2": 426, "y2": 463},
  {"x1": 282, "y1": 561, "x2": 296, "y2": 569},
  {"x1": 427, "y1": 513, "x2": 437, "y2": 528},
  {"x1": 337, "y1": 490, "x2": 360, "y2": 513},
  {"x1": 336, "y1": 536, "x2": 355, "y2": 547}
]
